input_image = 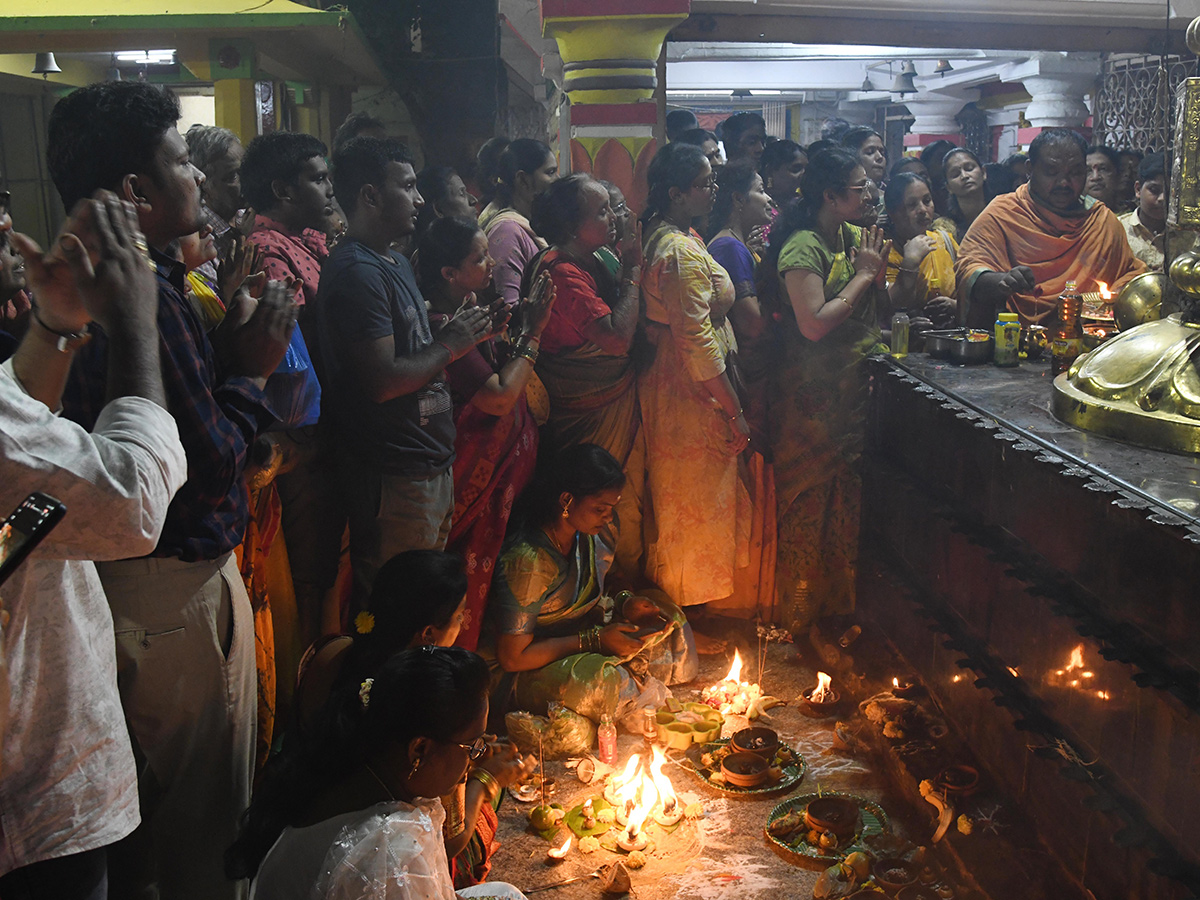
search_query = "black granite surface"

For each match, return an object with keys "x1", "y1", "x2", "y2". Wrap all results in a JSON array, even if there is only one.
[{"x1": 887, "y1": 353, "x2": 1200, "y2": 528}]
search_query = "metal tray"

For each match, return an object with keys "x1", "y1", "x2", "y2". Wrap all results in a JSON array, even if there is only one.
[{"x1": 923, "y1": 328, "x2": 994, "y2": 364}]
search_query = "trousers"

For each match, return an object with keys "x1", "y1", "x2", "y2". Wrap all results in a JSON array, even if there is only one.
[{"x1": 99, "y1": 553, "x2": 255, "y2": 900}]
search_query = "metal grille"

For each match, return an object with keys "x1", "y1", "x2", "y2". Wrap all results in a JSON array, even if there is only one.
[
  {"x1": 957, "y1": 103, "x2": 990, "y2": 164},
  {"x1": 1094, "y1": 53, "x2": 1198, "y2": 152}
]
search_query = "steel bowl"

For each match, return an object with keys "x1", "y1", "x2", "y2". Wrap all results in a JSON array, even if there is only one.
[{"x1": 922, "y1": 329, "x2": 994, "y2": 364}]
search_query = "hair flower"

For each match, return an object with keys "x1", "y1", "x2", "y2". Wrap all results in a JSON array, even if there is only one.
[
  {"x1": 359, "y1": 678, "x2": 374, "y2": 710},
  {"x1": 354, "y1": 611, "x2": 376, "y2": 635}
]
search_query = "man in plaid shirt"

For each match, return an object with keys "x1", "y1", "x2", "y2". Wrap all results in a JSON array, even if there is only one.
[{"x1": 51, "y1": 82, "x2": 296, "y2": 900}]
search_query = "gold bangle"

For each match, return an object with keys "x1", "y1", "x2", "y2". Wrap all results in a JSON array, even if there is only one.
[{"x1": 471, "y1": 768, "x2": 499, "y2": 800}]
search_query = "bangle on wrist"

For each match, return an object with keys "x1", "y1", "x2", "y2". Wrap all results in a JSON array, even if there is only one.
[
  {"x1": 435, "y1": 340, "x2": 456, "y2": 362},
  {"x1": 470, "y1": 768, "x2": 500, "y2": 801},
  {"x1": 512, "y1": 345, "x2": 538, "y2": 365},
  {"x1": 32, "y1": 309, "x2": 92, "y2": 353}
]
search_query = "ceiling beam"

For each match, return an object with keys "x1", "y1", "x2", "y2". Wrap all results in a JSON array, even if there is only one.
[{"x1": 671, "y1": 13, "x2": 1187, "y2": 55}]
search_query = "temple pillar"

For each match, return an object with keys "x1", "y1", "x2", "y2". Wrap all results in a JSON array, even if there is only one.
[
  {"x1": 540, "y1": 0, "x2": 691, "y2": 214},
  {"x1": 206, "y1": 39, "x2": 259, "y2": 143},
  {"x1": 1006, "y1": 52, "x2": 1099, "y2": 130},
  {"x1": 901, "y1": 92, "x2": 973, "y2": 151}
]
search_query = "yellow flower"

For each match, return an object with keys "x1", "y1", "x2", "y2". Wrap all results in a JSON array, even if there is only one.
[{"x1": 354, "y1": 611, "x2": 376, "y2": 635}]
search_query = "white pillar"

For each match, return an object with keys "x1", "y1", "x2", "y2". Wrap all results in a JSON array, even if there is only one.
[
  {"x1": 1005, "y1": 53, "x2": 1100, "y2": 129},
  {"x1": 902, "y1": 93, "x2": 970, "y2": 135}
]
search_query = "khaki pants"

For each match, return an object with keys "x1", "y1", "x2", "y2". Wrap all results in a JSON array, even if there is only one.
[{"x1": 99, "y1": 553, "x2": 254, "y2": 900}]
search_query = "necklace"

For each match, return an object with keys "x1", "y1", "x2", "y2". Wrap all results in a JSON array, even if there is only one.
[
  {"x1": 542, "y1": 525, "x2": 575, "y2": 556},
  {"x1": 363, "y1": 763, "x2": 396, "y2": 800}
]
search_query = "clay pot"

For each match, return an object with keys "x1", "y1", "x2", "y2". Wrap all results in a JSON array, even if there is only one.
[
  {"x1": 804, "y1": 796, "x2": 862, "y2": 839},
  {"x1": 720, "y1": 751, "x2": 769, "y2": 788},
  {"x1": 934, "y1": 764, "x2": 979, "y2": 797},
  {"x1": 730, "y1": 726, "x2": 779, "y2": 760},
  {"x1": 875, "y1": 858, "x2": 919, "y2": 894},
  {"x1": 800, "y1": 687, "x2": 841, "y2": 717}
]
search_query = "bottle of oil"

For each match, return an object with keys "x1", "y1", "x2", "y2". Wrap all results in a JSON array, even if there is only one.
[
  {"x1": 890, "y1": 310, "x2": 910, "y2": 357},
  {"x1": 597, "y1": 713, "x2": 617, "y2": 764},
  {"x1": 1050, "y1": 280, "x2": 1083, "y2": 376}
]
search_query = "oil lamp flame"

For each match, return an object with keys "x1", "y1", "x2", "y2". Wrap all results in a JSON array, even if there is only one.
[
  {"x1": 723, "y1": 649, "x2": 744, "y2": 684},
  {"x1": 649, "y1": 745, "x2": 676, "y2": 812},
  {"x1": 548, "y1": 836, "x2": 572, "y2": 859},
  {"x1": 892, "y1": 677, "x2": 900, "y2": 689},
  {"x1": 811, "y1": 671, "x2": 833, "y2": 704},
  {"x1": 1096, "y1": 281, "x2": 1112, "y2": 301},
  {"x1": 1065, "y1": 644, "x2": 1085, "y2": 672}
]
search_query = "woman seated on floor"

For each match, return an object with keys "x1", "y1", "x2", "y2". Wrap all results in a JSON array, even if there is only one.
[
  {"x1": 228, "y1": 646, "x2": 526, "y2": 900},
  {"x1": 292, "y1": 551, "x2": 531, "y2": 890},
  {"x1": 482, "y1": 443, "x2": 698, "y2": 726}
]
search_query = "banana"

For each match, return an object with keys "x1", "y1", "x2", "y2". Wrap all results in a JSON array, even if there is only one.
[{"x1": 747, "y1": 695, "x2": 785, "y2": 720}]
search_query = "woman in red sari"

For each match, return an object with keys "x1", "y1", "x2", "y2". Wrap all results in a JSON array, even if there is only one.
[{"x1": 418, "y1": 216, "x2": 556, "y2": 650}]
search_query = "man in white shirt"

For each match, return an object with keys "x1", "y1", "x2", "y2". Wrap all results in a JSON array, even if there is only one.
[{"x1": 0, "y1": 193, "x2": 186, "y2": 900}]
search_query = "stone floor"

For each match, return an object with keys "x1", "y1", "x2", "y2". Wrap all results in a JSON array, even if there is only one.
[{"x1": 485, "y1": 621, "x2": 921, "y2": 900}]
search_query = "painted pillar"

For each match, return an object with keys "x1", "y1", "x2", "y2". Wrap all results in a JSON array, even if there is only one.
[
  {"x1": 207, "y1": 39, "x2": 259, "y2": 143},
  {"x1": 1006, "y1": 52, "x2": 1100, "y2": 143},
  {"x1": 901, "y1": 93, "x2": 971, "y2": 151},
  {"x1": 540, "y1": 0, "x2": 691, "y2": 214}
]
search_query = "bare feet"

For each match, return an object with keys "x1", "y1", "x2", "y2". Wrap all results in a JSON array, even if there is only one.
[{"x1": 693, "y1": 630, "x2": 728, "y2": 655}]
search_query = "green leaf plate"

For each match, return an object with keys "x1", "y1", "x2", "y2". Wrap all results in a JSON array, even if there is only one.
[
  {"x1": 763, "y1": 791, "x2": 889, "y2": 870},
  {"x1": 682, "y1": 739, "x2": 806, "y2": 799}
]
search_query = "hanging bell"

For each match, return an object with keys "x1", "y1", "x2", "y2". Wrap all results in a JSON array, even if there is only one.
[
  {"x1": 891, "y1": 60, "x2": 918, "y2": 97},
  {"x1": 934, "y1": 59, "x2": 954, "y2": 76},
  {"x1": 861, "y1": 74, "x2": 874, "y2": 92},
  {"x1": 32, "y1": 52, "x2": 61, "y2": 77}
]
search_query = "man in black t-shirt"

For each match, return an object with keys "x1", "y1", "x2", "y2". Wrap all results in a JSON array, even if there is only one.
[{"x1": 316, "y1": 137, "x2": 495, "y2": 604}]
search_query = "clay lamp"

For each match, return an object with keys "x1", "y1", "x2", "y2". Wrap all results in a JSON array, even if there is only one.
[
  {"x1": 720, "y1": 751, "x2": 770, "y2": 788},
  {"x1": 648, "y1": 745, "x2": 683, "y2": 826},
  {"x1": 892, "y1": 676, "x2": 921, "y2": 699},
  {"x1": 546, "y1": 835, "x2": 572, "y2": 863},
  {"x1": 804, "y1": 796, "x2": 862, "y2": 840},
  {"x1": 730, "y1": 726, "x2": 779, "y2": 760},
  {"x1": 875, "y1": 857, "x2": 919, "y2": 893},
  {"x1": 616, "y1": 806, "x2": 649, "y2": 852},
  {"x1": 801, "y1": 671, "x2": 840, "y2": 717},
  {"x1": 933, "y1": 764, "x2": 979, "y2": 797}
]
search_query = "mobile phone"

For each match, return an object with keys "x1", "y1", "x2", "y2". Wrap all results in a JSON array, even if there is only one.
[
  {"x1": 0, "y1": 493, "x2": 66, "y2": 586},
  {"x1": 629, "y1": 614, "x2": 670, "y2": 640}
]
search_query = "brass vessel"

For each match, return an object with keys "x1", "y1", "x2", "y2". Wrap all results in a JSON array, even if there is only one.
[
  {"x1": 1052, "y1": 315, "x2": 1200, "y2": 454},
  {"x1": 1051, "y1": 73, "x2": 1200, "y2": 454}
]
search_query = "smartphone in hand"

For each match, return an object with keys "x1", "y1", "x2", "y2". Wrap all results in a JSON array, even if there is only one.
[{"x1": 0, "y1": 493, "x2": 66, "y2": 586}]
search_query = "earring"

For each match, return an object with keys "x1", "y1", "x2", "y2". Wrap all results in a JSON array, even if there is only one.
[
  {"x1": 562, "y1": 498, "x2": 572, "y2": 519},
  {"x1": 409, "y1": 757, "x2": 421, "y2": 779}
]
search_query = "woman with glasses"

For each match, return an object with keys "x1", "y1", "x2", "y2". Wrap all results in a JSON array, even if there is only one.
[
  {"x1": 638, "y1": 142, "x2": 765, "y2": 638},
  {"x1": 290, "y1": 550, "x2": 532, "y2": 890},
  {"x1": 485, "y1": 443, "x2": 697, "y2": 723},
  {"x1": 761, "y1": 146, "x2": 890, "y2": 638},
  {"x1": 932, "y1": 148, "x2": 991, "y2": 243},
  {"x1": 229, "y1": 645, "x2": 527, "y2": 900},
  {"x1": 594, "y1": 180, "x2": 630, "y2": 277}
]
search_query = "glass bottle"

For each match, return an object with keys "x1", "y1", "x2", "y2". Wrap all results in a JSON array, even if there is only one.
[
  {"x1": 598, "y1": 713, "x2": 618, "y2": 764},
  {"x1": 890, "y1": 310, "x2": 910, "y2": 357},
  {"x1": 1050, "y1": 280, "x2": 1084, "y2": 376},
  {"x1": 994, "y1": 312, "x2": 1021, "y2": 367}
]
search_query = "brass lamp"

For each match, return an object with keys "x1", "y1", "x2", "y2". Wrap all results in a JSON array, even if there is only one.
[{"x1": 1052, "y1": 58, "x2": 1200, "y2": 454}]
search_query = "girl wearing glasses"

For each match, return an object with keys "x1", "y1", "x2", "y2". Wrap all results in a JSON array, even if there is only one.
[
  {"x1": 761, "y1": 146, "x2": 891, "y2": 639},
  {"x1": 291, "y1": 551, "x2": 532, "y2": 891},
  {"x1": 230, "y1": 646, "x2": 526, "y2": 900}
]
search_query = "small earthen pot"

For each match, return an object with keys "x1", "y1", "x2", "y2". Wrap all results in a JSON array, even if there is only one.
[
  {"x1": 934, "y1": 764, "x2": 979, "y2": 797},
  {"x1": 804, "y1": 796, "x2": 862, "y2": 840},
  {"x1": 801, "y1": 687, "x2": 841, "y2": 717},
  {"x1": 730, "y1": 726, "x2": 779, "y2": 760},
  {"x1": 875, "y1": 858, "x2": 919, "y2": 894},
  {"x1": 720, "y1": 751, "x2": 769, "y2": 788}
]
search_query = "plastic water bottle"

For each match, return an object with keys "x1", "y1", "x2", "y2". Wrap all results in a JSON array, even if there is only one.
[
  {"x1": 598, "y1": 713, "x2": 617, "y2": 764},
  {"x1": 891, "y1": 310, "x2": 910, "y2": 357}
]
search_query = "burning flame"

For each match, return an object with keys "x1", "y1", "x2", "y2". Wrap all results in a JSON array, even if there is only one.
[
  {"x1": 626, "y1": 800, "x2": 649, "y2": 839},
  {"x1": 892, "y1": 677, "x2": 900, "y2": 689},
  {"x1": 1065, "y1": 644, "x2": 1085, "y2": 672},
  {"x1": 648, "y1": 745, "x2": 677, "y2": 814},
  {"x1": 1096, "y1": 281, "x2": 1112, "y2": 301},
  {"x1": 548, "y1": 835, "x2": 572, "y2": 858},
  {"x1": 810, "y1": 671, "x2": 833, "y2": 703},
  {"x1": 723, "y1": 649, "x2": 744, "y2": 684}
]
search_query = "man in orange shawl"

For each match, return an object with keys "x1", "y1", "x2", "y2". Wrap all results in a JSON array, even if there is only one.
[{"x1": 956, "y1": 128, "x2": 1146, "y2": 327}]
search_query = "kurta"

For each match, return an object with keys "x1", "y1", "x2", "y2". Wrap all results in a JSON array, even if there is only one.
[
  {"x1": 955, "y1": 185, "x2": 1147, "y2": 325},
  {"x1": 639, "y1": 221, "x2": 753, "y2": 608}
]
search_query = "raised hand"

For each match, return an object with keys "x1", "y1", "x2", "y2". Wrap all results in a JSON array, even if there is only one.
[
  {"x1": 901, "y1": 233, "x2": 937, "y2": 270},
  {"x1": 520, "y1": 273, "x2": 556, "y2": 338},
  {"x1": 620, "y1": 218, "x2": 644, "y2": 272},
  {"x1": 437, "y1": 301, "x2": 494, "y2": 361},
  {"x1": 11, "y1": 191, "x2": 157, "y2": 335},
  {"x1": 224, "y1": 279, "x2": 298, "y2": 380},
  {"x1": 852, "y1": 225, "x2": 892, "y2": 279}
]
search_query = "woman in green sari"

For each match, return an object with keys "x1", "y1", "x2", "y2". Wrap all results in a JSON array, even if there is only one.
[
  {"x1": 761, "y1": 146, "x2": 891, "y2": 633},
  {"x1": 484, "y1": 444, "x2": 697, "y2": 724}
]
